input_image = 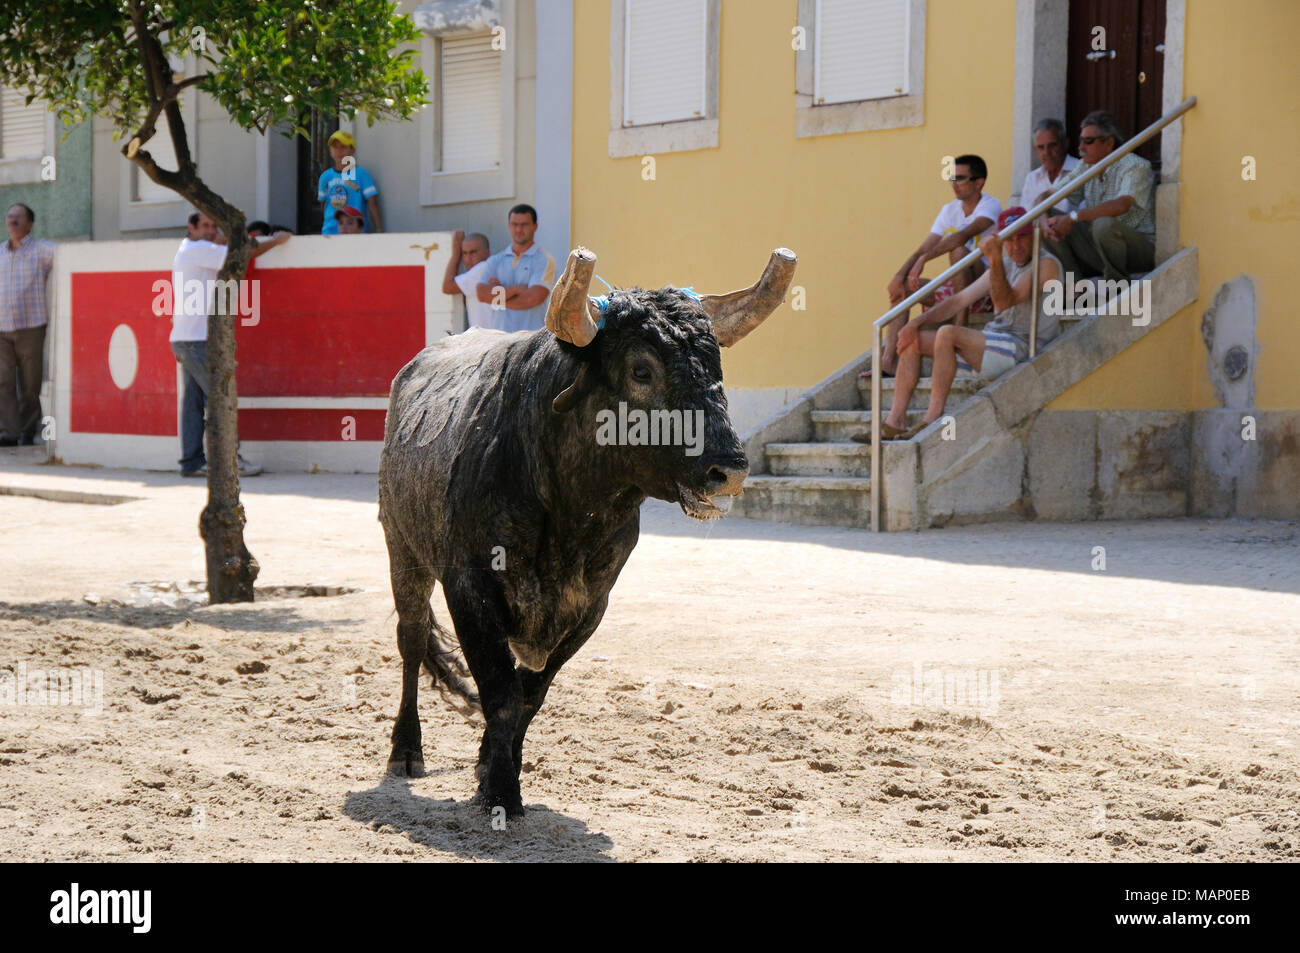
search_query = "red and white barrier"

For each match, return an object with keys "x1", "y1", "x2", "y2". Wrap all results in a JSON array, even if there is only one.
[{"x1": 51, "y1": 233, "x2": 456, "y2": 473}]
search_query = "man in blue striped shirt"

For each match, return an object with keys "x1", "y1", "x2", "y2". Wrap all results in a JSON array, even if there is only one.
[{"x1": 0, "y1": 203, "x2": 56, "y2": 446}]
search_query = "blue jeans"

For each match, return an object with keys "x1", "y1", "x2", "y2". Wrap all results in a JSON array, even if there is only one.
[{"x1": 171, "y1": 340, "x2": 208, "y2": 471}]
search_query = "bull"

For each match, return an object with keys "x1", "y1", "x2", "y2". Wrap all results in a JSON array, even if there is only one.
[{"x1": 377, "y1": 246, "x2": 797, "y2": 817}]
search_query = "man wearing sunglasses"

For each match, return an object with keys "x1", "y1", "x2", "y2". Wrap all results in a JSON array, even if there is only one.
[
  {"x1": 875, "y1": 155, "x2": 1002, "y2": 377},
  {"x1": 1040, "y1": 110, "x2": 1155, "y2": 281},
  {"x1": 853, "y1": 208, "x2": 1060, "y2": 443}
]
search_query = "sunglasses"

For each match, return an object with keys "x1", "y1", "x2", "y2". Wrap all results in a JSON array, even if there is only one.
[
  {"x1": 1079, "y1": 135, "x2": 1108, "y2": 145},
  {"x1": 950, "y1": 175, "x2": 977, "y2": 183}
]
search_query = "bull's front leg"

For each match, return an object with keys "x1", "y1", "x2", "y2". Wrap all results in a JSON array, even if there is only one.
[
  {"x1": 445, "y1": 580, "x2": 525, "y2": 818},
  {"x1": 511, "y1": 601, "x2": 608, "y2": 777}
]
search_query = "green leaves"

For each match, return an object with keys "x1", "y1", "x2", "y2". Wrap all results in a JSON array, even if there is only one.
[{"x1": 0, "y1": 0, "x2": 428, "y2": 141}]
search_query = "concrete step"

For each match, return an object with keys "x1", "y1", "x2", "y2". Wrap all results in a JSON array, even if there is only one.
[
  {"x1": 732, "y1": 475, "x2": 872, "y2": 528},
  {"x1": 857, "y1": 375, "x2": 982, "y2": 412},
  {"x1": 766, "y1": 441, "x2": 871, "y2": 477},
  {"x1": 810, "y1": 409, "x2": 923, "y2": 442}
]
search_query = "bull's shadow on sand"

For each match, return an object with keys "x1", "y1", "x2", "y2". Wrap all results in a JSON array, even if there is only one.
[
  {"x1": 0, "y1": 598, "x2": 361, "y2": 633},
  {"x1": 343, "y1": 776, "x2": 615, "y2": 862}
]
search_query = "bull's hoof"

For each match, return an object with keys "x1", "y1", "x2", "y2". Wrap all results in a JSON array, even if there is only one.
[
  {"x1": 473, "y1": 785, "x2": 525, "y2": 819},
  {"x1": 386, "y1": 752, "x2": 425, "y2": 777}
]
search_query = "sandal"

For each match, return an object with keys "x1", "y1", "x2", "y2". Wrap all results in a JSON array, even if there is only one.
[{"x1": 849, "y1": 422, "x2": 906, "y2": 443}]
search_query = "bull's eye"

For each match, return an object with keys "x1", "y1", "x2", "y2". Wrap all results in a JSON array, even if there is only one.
[{"x1": 631, "y1": 364, "x2": 653, "y2": 384}]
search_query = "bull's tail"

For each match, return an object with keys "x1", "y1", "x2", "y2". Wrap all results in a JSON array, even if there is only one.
[{"x1": 423, "y1": 619, "x2": 481, "y2": 717}]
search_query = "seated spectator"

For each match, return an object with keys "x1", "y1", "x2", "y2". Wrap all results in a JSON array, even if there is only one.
[
  {"x1": 1021, "y1": 118, "x2": 1081, "y2": 211},
  {"x1": 336, "y1": 206, "x2": 364, "y2": 234},
  {"x1": 440, "y1": 230, "x2": 494, "y2": 330},
  {"x1": 318, "y1": 130, "x2": 382, "y2": 235},
  {"x1": 873, "y1": 154, "x2": 1002, "y2": 377},
  {"x1": 853, "y1": 208, "x2": 1060, "y2": 443},
  {"x1": 1041, "y1": 110, "x2": 1155, "y2": 281}
]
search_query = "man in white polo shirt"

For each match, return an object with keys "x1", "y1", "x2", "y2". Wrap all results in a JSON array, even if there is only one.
[
  {"x1": 170, "y1": 212, "x2": 288, "y2": 477},
  {"x1": 1020, "y1": 118, "x2": 1081, "y2": 212}
]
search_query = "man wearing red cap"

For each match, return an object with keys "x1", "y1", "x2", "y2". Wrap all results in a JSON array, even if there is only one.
[{"x1": 853, "y1": 207, "x2": 1061, "y2": 442}]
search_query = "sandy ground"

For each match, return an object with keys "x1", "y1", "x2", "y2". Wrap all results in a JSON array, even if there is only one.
[{"x1": 1, "y1": 455, "x2": 1298, "y2": 862}]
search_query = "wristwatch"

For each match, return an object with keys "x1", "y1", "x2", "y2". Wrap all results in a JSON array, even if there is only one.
[{"x1": 1069, "y1": 210, "x2": 1080, "y2": 222}]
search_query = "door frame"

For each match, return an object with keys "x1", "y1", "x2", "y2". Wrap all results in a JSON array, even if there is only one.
[{"x1": 1010, "y1": 0, "x2": 1185, "y2": 264}]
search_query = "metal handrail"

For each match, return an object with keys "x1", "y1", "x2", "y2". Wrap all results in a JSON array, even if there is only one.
[{"x1": 868, "y1": 95, "x2": 1197, "y2": 532}]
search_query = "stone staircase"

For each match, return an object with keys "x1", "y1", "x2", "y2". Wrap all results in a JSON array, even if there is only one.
[
  {"x1": 732, "y1": 249, "x2": 1199, "y2": 530},
  {"x1": 737, "y1": 360, "x2": 985, "y2": 527}
]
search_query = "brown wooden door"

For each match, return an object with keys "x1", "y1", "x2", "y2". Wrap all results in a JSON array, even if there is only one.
[{"x1": 1066, "y1": 0, "x2": 1166, "y2": 175}]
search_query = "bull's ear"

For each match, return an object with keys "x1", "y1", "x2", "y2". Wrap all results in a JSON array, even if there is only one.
[
  {"x1": 552, "y1": 363, "x2": 592, "y2": 414},
  {"x1": 701, "y1": 248, "x2": 797, "y2": 347}
]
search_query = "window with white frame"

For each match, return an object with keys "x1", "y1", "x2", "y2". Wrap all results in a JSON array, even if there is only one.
[
  {"x1": 416, "y1": 0, "x2": 516, "y2": 207},
  {"x1": 623, "y1": 0, "x2": 707, "y2": 126},
  {"x1": 814, "y1": 0, "x2": 909, "y2": 105},
  {"x1": 795, "y1": 0, "x2": 925, "y2": 138},
  {"x1": 608, "y1": 0, "x2": 718, "y2": 157},
  {"x1": 438, "y1": 31, "x2": 503, "y2": 172},
  {"x1": 1, "y1": 85, "x2": 47, "y2": 158}
]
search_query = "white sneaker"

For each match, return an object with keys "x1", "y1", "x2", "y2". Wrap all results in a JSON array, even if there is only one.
[{"x1": 237, "y1": 455, "x2": 262, "y2": 477}]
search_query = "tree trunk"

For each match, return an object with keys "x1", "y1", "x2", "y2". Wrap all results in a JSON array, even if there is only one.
[
  {"x1": 201, "y1": 256, "x2": 259, "y2": 604},
  {"x1": 201, "y1": 217, "x2": 259, "y2": 604}
]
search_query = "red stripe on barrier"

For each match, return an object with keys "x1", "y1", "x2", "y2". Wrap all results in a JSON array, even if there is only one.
[{"x1": 237, "y1": 408, "x2": 388, "y2": 442}]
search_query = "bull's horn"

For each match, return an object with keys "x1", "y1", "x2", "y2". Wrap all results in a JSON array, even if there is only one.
[
  {"x1": 701, "y1": 248, "x2": 798, "y2": 347},
  {"x1": 546, "y1": 247, "x2": 602, "y2": 347}
]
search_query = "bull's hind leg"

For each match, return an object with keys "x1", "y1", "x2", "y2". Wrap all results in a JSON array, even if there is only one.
[{"x1": 385, "y1": 534, "x2": 435, "y2": 777}]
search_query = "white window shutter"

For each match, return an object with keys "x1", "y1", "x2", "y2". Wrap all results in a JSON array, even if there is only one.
[
  {"x1": 441, "y1": 32, "x2": 502, "y2": 172},
  {"x1": 1, "y1": 86, "x2": 47, "y2": 159},
  {"x1": 624, "y1": 0, "x2": 707, "y2": 127},
  {"x1": 815, "y1": 0, "x2": 909, "y2": 105}
]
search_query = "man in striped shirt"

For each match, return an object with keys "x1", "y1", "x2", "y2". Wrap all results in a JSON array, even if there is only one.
[{"x1": 0, "y1": 203, "x2": 56, "y2": 446}]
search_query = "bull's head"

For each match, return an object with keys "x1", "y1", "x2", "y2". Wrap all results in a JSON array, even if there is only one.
[{"x1": 545, "y1": 247, "x2": 797, "y2": 520}]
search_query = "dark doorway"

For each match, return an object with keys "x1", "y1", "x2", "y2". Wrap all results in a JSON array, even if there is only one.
[
  {"x1": 295, "y1": 107, "x2": 338, "y2": 235},
  {"x1": 1066, "y1": 0, "x2": 1166, "y2": 176}
]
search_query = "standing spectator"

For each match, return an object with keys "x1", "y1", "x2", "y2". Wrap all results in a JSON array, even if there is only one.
[
  {"x1": 440, "y1": 230, "x2": 493, "y2": 330},
  {"x1": 0, "y1": 203, "x2": 55, "y2": 446},
  {"x1": 873, "y1": 156, "x2": 1002, "y2": 377},
  {"x1": 475, "y1": 204, "x2": 555, "y2": 333},
  {"x1": 318, "y1": 131, "x2": 382, "y2": 235},
  {"x1": 1021, "y1": 118, "x2": 1081, "y2": 211},
  {"x1": 336, "y1": 206, "x2": 365, "y2": 234},
  {"x1": 170, "y1": 212, "x2": 288, "y2": 477},
  {"x1": 1041, "y1": 110, "x2": 1156, "y2": 281}
]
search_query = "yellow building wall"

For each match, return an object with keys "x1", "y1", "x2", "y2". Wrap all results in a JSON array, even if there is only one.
[
  {"x1": 571, "y1": 0, "x2": 1019, "y2": 390},
  {"x1": 1050, "y1": 0, "x2": 1300, "y2": 412}
]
